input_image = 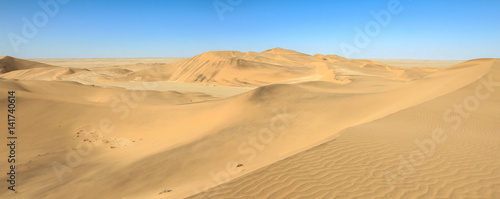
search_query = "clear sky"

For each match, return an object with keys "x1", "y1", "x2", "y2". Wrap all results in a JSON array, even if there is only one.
[{"x1": 1, "y1": 0, "x2": 499, "y2": 60}]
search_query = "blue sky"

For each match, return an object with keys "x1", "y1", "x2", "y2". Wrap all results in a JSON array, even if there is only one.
[{"x1": 1, "y1": 0, "x2": 499, "y2": 60}]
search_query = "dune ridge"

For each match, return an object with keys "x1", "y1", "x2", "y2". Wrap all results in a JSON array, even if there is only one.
[{"x1": 188, "y1": 59, "x2": 500, "y2": 199}]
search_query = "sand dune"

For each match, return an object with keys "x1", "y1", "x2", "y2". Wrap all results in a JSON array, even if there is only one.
[
  {"x1": 169, "y1": 48, "x2": 328, "y2": 86},
  {"x1": 373, "y1": 59, "x2": 464, "y2": 68},
  {"x1": 31, "y1": 58, "x2": 187, "y2": 69},
  {"x1": 1, "y1": 50, "x2": 439, "y2": 86},
  {"x1": 0, "y1": 56, "x2": 57, "y2": 74},
  {"x1": 0, "y1": 57, "x2": 180, "y2": 83},
  {"x1": 168, "y1": 48, "x2": 439, "y2": 86},
  {"x1": 0, "y1": 50, "x2": 498, "y2": 199},
  {"x1": 189, "y1": 59, "x2": 500, "y2": 199}
]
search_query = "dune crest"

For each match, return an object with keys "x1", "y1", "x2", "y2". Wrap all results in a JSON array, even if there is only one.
[{"x1": 0, "y1": 56, "x2": 57, "y2": 74}]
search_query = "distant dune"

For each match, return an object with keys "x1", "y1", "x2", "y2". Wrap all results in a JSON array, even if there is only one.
[
  {"x1": 31, "y1": 57, "x2": 187, "y2": 68},
  {"x1": 168, "y1": 48, "x2": 441, "y2": 86},
  {"x1": 3, "y1": 49, "x2": 439, "y2": 87},
  {"x1": 0, "y1": 49, "x2": 499, "y2": 199},
  {"x1": 0, "y1": 56, "x2": 57, "y2": 74}
]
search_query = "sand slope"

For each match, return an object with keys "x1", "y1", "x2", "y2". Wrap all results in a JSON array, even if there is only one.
[
  {"x1": 189, "y1": 59, "x2": 500, "y2": 198},
  {"x1": 168, "y1": 48, "x2": 438, "y2": 86},
  {"x1": 0, "y1": 53, "x2": 498, "y2": 199},
  {"x1": 0, "y1": 56, "x2": 57, "y2": 74}
]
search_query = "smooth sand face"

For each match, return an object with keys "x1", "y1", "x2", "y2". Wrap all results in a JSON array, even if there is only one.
[{"x1": 1, "y1": 50, "x2": 499, "y2": 199}]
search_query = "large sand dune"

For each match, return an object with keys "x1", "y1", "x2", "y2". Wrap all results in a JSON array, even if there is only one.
[
  {"x1": 0, "y1": 50, "x2": 498, "y2": 199},
  {"x1": 168, "y1": 48, "x2": 439, "y2": 86},
  {"x1": 189, "y1": 59, "x2": 500, "y2": 199},
  {"x1": 3, "y1": 49, "x2": 438, "y2": 87}
]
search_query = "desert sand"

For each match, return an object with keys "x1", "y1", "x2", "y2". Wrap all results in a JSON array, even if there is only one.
[
  {"x1": 0, "y1": 49, "x2": 499, "y2": 199},
  {"x1": 373, "y1": 59, "x2": 464, "y2": 68},
  {"x1": 31, "y1": 58, "x2": 187, "y2": 68}
]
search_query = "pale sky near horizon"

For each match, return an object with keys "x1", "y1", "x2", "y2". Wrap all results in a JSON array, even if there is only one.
[{"x1": 1, "y1": 0, "x2": 499, "y2": 60}]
